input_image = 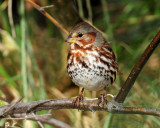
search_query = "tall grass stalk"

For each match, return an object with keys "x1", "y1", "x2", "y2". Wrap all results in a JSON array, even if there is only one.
[
  {"x1": 77, "y1": 0, "x2": 84, "y2": 19},
  {"x1": 103, "y1": 113, "x2": 113, "y2": 128},
  {"x1": 101, "y1": 0, "x2": 114, "y2": 41},
  {"x1": 86, "y1": 0, "x2": 92, "y2": 22},
  {"x1": 20, "y1": 0, "x2": 27, "y2": 102}
]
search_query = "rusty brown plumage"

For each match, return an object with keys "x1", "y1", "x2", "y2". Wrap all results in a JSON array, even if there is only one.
[{"x1": 66, "y1": 22, "x2": 118, "y2": 106}]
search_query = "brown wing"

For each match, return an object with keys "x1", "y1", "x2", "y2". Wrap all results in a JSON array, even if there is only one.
[{"x1": 98, "y1": 43, "x2": 118, "y2": 82}]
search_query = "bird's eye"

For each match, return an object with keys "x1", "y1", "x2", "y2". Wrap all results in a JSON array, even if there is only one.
[{"x1": 78, "y1": 33, "x2": 83, "y2": 37}]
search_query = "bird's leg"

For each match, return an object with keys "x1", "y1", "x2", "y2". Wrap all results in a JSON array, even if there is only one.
[
  {"x1": 98, "y1": 87, "x2": 107, "y2": 107},
  {"x1": 72, "y1": 88, "x2": 84, "y2": 107}
]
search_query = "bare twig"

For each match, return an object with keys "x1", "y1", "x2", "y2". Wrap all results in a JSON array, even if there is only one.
[
  {"x1": 25, "y1": 0, "x2": 69, "y2": 35},
  {"x1": 12, "y1": 113, "x2": 73, "y2": 128},
  {"x1": 1, "y1": 98, "x2": 22, "y2": 117},
  {"x1": 115, "y1": 30, "x2": 160, "y2": 103},
  {"x1": 0, "y1": 99, "x2": 159, "y2": 117},
  {"x1": 112, "y1": 107, "x2": 160, "y2": 116},
  {"x1": 40, "y1": 5, "x2": 54, "y2": 10},
  {"x1": 31, "y1": 112, "x2": 44, "y2": 128}
]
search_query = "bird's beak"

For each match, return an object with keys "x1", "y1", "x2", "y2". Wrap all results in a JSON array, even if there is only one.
[{"x1": 65, "y1": 36, "x2": 76, "y2": 43}]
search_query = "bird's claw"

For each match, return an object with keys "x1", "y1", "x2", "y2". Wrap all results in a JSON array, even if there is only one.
[
  {"x1": 72, "y1": 93, "x2": 83, "y2": 108},
  {"x1": 98, "y1": 93, "x2": 107, "y2": 107}
]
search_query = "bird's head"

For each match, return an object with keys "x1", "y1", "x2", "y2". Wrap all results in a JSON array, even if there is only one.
[{"x1": 65, "y1": 22, "x2": 105, "y2": 49}]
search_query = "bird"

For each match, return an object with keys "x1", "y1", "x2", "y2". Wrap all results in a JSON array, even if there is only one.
[{"x1": 65, "y1": 22, "x2": 118, "y2": 106}]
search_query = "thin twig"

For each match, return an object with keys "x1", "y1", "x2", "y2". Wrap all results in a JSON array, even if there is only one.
[
  {"x1": 13, "y1": 113, "x2": 73, "y2": 128},
  {"x1": 4, "y1": 114, "x2": 51, "y2": 120},
  {"x1": 112, "y1": 107, "x2": 160, "y2": 116},
  {"x1": 25, "y1": 0, "x2": 69, "y2": 35},
  {"x1": 0, "y1": 99, "x2": 159, "y2": 117},
  {"x1": 31, "y1": 112, "x2": 44, "y2": 128},
  {"x1": 1, "y1": 98, "x2": 22, "y2": 117},
  {"x1": 40, "y1": 5, "x2": 54, "y2": 10},
  {"x1": 115, "y1": 30, "x2": 160, "y2": 103}
]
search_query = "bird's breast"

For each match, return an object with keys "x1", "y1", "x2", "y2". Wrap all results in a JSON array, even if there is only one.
[{"x1": 67, "y1": 49, "x2": 114, "y2": 90}]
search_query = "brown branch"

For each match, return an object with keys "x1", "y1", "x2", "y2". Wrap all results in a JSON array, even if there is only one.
[
  {"x1": 2, "y1": 98, "x2": 22, "y2": 117},
  {"x1": 0, "y1": 99, "x2": 159, "y2": 117},
  {"x1": 115, "y1": 30, "x2": 160, "y2": 103},
  {"x1": 112, "y1": 107, "x2": 160, "y2": 116},
  {"x1": 25, "y1": 0, "x2": 69, "y2": 36},
  {"x1": 11, "y1": 113, "x2": 73, "y2": 128}
]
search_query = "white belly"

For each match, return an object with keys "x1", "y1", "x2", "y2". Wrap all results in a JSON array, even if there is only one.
[
  {"x1": 67, "y1": 57, "x2": 111, "y2": 91},
  {"x1": 71, "y1": 68, "x2": 111, "y2": 91}
]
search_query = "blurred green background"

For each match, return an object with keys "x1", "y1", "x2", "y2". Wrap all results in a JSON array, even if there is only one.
[{"x1": 0, "y1": 0, "x2": 160, "y2": 128}]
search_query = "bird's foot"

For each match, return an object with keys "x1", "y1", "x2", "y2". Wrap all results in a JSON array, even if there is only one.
[
  {"x1": 72, "y1": 93, "x2": 83, "y2": 107},
  {"x1": 72, "y1": 88, "x2": 84, "y2": 108},
  {"x1": 98, "y1": 88, "x2": 107, "y2": 107},
  {"x1": 98, "y1": 93, "x2": 107, "y2": 107}
]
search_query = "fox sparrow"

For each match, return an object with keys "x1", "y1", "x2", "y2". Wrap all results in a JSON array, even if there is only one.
[{"x1": 65, "y1": 22, "x2": 118, "y2": 105}]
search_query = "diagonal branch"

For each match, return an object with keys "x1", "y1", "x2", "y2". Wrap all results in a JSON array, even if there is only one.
[
  {"x1": 25, "y1": 0, "x2": 69, "y2": 35},
  {"x1": 0, "y1": 99, "x2": 159, "y2": 117},
  {"x1": 115, "y1": 30, "x2": 160, "y2": 103}
]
